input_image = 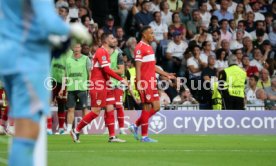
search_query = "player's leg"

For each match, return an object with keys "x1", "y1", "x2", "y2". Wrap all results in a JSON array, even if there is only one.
[
  {"x1": 4, "y1": 71, "x2": 50, "y2": 166},
  {"x1": 66, "y1": 91, "x2": 77, "y2": 133},
  {"x1": 78, "y1": 91, "x2": 89, "y2": 134},
  {"x1": 114, "y1": 88, "x2": 126, "y2": 134},
  {"x1": 56, "y1": 82, "x2": 66, "y2": 134}
]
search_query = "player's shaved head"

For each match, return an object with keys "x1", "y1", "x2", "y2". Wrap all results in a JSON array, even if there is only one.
[{"x1": 140, "y1": 25, "x2": 152, "y2": 36}]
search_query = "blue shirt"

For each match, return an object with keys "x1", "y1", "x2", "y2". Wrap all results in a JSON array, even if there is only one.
[
  {"x1": 135, "y1": 11, "x2": 153, "y2": 27},
  {"x1": 212, "y1": 10, "x2": 233, "y2": 21},
  {"x1": 0, "y1": 0, "x2": 70, "y2": 74}
]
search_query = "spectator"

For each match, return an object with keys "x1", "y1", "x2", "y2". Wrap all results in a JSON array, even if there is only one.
[
  {"x1": 211, "y1": 29, "x2": 221, "y2": 51},
  {"x1": 58, "y1": 6, "x2": 70, "y2": 23},
  {"x1": 234, "y1": 3, "x2": 246, "y2": 25},
  {"x1": 172, "y1": 88, "x2": 198, "y2": 105},
  {"x1": 187, "y1": 45, "x2": 207, "y2": 79},
  {"x1": 149, "y1": 11, "x2": 168, "y2": 52},
  {"x1": 160, "y1": 0, "x2": 173, "y2": 26},
  {"x1": 167, "y1": 0, "x2": 183, "y2": 13},
  {"x1": 245, "y1": 11, "x2": 256, "y2": 33},
  {"x1": 132, "y1": 0, "x2": 144, "y2": 16},
  {"x1": 235, "y1": 20, "x2": 252, "y2": 39},
  {"x1": 250, "y1": 20, "x2": 269, "y2": 40},
  {"x1": 242, "y1": 55, "x2": 259, "y2": 77},
  {"x1": 201, "y1": 55, "x2": 217, "y2": 109},
  {"x1": 169, "y1": 12, "x2": 186, "y2": 39},
  {"x1": 78, "y1": 6, "x2": 91, "y2": 18},
  {"x1": 200, "y1": 41, "x2": 215, "y2": 57},
  {"x1": 103, "y1": 14, "x2": 116, "y2": 36},
  {"x1": 159, "y1": 89, "x2": 171, "y2": 107},
  {"x1": 123, "y1": 37, "x2": 137, "y2": 61},
  {"x1": 186, "y1": 0, "x2": 199, "y2": 12},
  {"x1": 221, "y1": 39, "x2": 232, "y2": 56},
  {"x1": 68, "y1": 0, "x2": 79, "y2": 19},
  {"x1": 243, "y1": 0, "x2": 253, "y2": 12},
  {"x1": 134, "y1": 0, "x2": 153, "y2": 30},
  {"x1": 115, "y1": 26, "x2": 127, "y2": 50},
  {"x1": 186, "y1": 9, "x2": 202, "y2": 39},
  {"x1": 257, "y1": 69, "x2": 271, "y2": 88},
  {"x1": 80, "y1": 15, "x2": 93, "y2": 34},
  {"x1": 208, "y1": 16, "x2": 220, "y2": 33},
  {"x1": 265, "y1": 13, "x2": 274, "y2": 33},
  {"x1": 268, "y1": 20, "x2": 276, "y2": 48},
  {"x1": 192, "y1": 24, "x2": 213, "y2": 47},
  {"x1": 179, "y1": 4, "x2": 192, "y2": 25},
  {"x1": 250, "y1": 48, "x2": 266, "y2": 71},
  {"x1": 199, "y1": 1, "x2": 211, "y2": 27},
  {"x1": 251, "y1": 1, "x2": 265, "y2": 21},
  {"x1": 118, "y1": 0, "x2": 136, "y2": 27},
  {"x1": 230, "y1": 29, "x2": 244, "y2": 51},
  {"x1": 149, "y1": 0, "x2": 161, "y2": 12},
  {"x1": 165, "y1": 31, "x2": 188, "y2": 74},
  {"x1": 213, "y1": 0, "x2": 234, "y2": 21},
  {"x1": 255, "y1": 88, "x2": 267, "y2": 105},
  {"x1": 219, "y1": 19, "x2": 232, "y2": 42},
  {"x1": 226, "y1": 0, "x2": 237, "y2": 14},
  {"x1": 215, "y1": 48, "x2": 228, "y2": 71},
  {"x1": 233, "y1": 49, "x2": 244, "y2": 67},
  {"x1": 81, "y1": 43, "x2": 92, "y2": 58},
  {"x1": 253, "y1": 29, "x2": 266, "y2": 49},
  {"x1": 245, "y1": 75, "x2": 259, "y2": 104},
  {"x1": 242, "y1": 36, "x2": 254, "y2": 60},
  {"x1": 228, "y1": 19, "x2": 237, "y2": 35},
  {"x1": 264, "y1": 76, "x2": 276, "y2": 101},
  {"x1": 263, "y1": 40, "x2": 276, "y2": 76},
  {"x1": 56, "y1": 0, "x2": 69, "y2": 8}
]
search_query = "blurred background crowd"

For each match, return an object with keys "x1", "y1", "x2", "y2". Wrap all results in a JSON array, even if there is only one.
[{"x1": 54, "y1": 0, "x2": 276, "y2": 110}]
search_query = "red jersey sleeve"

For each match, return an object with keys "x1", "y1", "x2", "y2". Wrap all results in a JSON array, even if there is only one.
[
  {"x1": 134, "y1": 45, "x2": 143, "y2": 62},
  {"x1": 95, "y1": 48, "x2": 110, "y2": 68}
]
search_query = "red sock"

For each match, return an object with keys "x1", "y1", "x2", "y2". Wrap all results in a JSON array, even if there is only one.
[
  {"x1": 149, "y1": 109, "x2": 156, "y2": 117},
  {"x1": 140, "y1": 110, "x2": 150, "y2": 137},
  {"x1": 47, "y1": 117, "x2": 52, "y2": 130},
  {"x1": 76, "y1": 111, "x2": 98, "y2": 132},
  {"x1": 105, "y1": 110, "x2": 115, "y2": 137},
  {"x1": 58, "y1": 112, "x2": 66, "y2": 129},
  {"x1": 116, "y1": 106, "x2": 124, "y2": 128},
  {"x1": 2, "y1": 107, "x2": 8, "y2": 122}
]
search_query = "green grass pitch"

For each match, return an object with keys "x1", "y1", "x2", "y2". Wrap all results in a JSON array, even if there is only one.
[{"x1": 1, "y1": 135, "x2": 276, "y2": 166}]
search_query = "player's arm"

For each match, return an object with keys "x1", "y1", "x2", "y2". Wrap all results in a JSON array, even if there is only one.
[{"x1": 155, "y1": 66, "x2": 176, "y2": 80}]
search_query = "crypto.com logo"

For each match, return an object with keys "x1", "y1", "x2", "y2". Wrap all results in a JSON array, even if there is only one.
[{"x1": 149, "y1": 112, "x2": 167, "y2": 134}]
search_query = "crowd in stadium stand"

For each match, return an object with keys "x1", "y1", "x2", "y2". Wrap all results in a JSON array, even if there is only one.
[{"x1": 53, "y1": 0, "x2": 276, "y2": 110}]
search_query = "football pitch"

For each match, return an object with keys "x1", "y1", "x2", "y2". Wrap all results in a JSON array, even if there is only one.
[{"x1": 1, "y1": 135, "x2": 276, "y2": 166}]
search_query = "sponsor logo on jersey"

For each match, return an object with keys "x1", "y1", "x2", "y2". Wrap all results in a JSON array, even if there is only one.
[
  {"x1": 146, "y1": 94, "x2": 151, "y2": 100},
  {"x1": 96, "y1": 100, "x2": 102, "y2": 106}
]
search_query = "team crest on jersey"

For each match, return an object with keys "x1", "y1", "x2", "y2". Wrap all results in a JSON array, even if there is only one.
[
  {"x1": 146, "y1": 94, "x2": 151, "y2": 100},
  {"x1": 102, "y1": 56, "x2": 107, "y2": 61},
  {"x1": 96, "y1": 100, "x2": 102, "y2": 105},
  {"x1": 136, "y1": 50, "x2": 141, "y2": 55}
]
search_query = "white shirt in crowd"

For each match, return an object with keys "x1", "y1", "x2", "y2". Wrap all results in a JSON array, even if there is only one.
[
  {"x1": 161, "y1": 11, "x2": 173, "y2": 26},
  {"x1": 119, "y1": 0, "x2": 136, "y2": 11},
  {"x1": 166, "y1": 41, "x2": 188, "y2": 60},
  {"x1": 250, "y1": 31, "x2": 269, "y2": 41},
  {"x1": 187, "y1": 55, "x2": 207, "y2": 76},
  {"x1": 215, "y1": 60, "x2": 228, "y2": 70},
  {"x1": 200, "y1": 12, "x2": 211, "y2": 27},
  {"x1": 149, "y1": 21, "x2": 168, "y2": 41},
  {"x1": 69, "y1": 7, "x2": 79, "y2": 18},
  {"x1": 227, "y1": 1, "x2": 237, "y2": 14},
  {"x1": 232, "y1": 31, "x2": 252, "y2": 40},
  {"x1": 254, "y1": 12, "x2": 265, "y2": 21},
  {"x1": 250, "y1": 59, "x2": 263, "y2": 71},
  {"x1": 150, "y1": 2, "x2": 160, "y2": 12},
  {"x1": 246, "y1": 87, "x2": 259, "y2": 104}
]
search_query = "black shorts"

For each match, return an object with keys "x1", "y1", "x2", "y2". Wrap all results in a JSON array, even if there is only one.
[{"x1": 67, "y1": 91, "x2": 88, "y2": 110}]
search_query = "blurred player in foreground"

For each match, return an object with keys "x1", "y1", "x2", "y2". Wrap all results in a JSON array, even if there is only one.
[
  {"x1": 70, "y1": 33, "x2": 128, "y2": 143},
  {"x1": 0, "y1": 0, "x2": 91, "y2": 165},
  {"x1": 129, "y1": 26, "x2": 175, "y2": 142}
]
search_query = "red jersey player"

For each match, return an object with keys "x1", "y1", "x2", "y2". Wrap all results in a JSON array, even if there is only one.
[
  {"x1": 129, "y1": 26, "x2": 175, "y2": 142},
  {"x1": 70, "y1": 33, "x2": 128, "y2": 143}
]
